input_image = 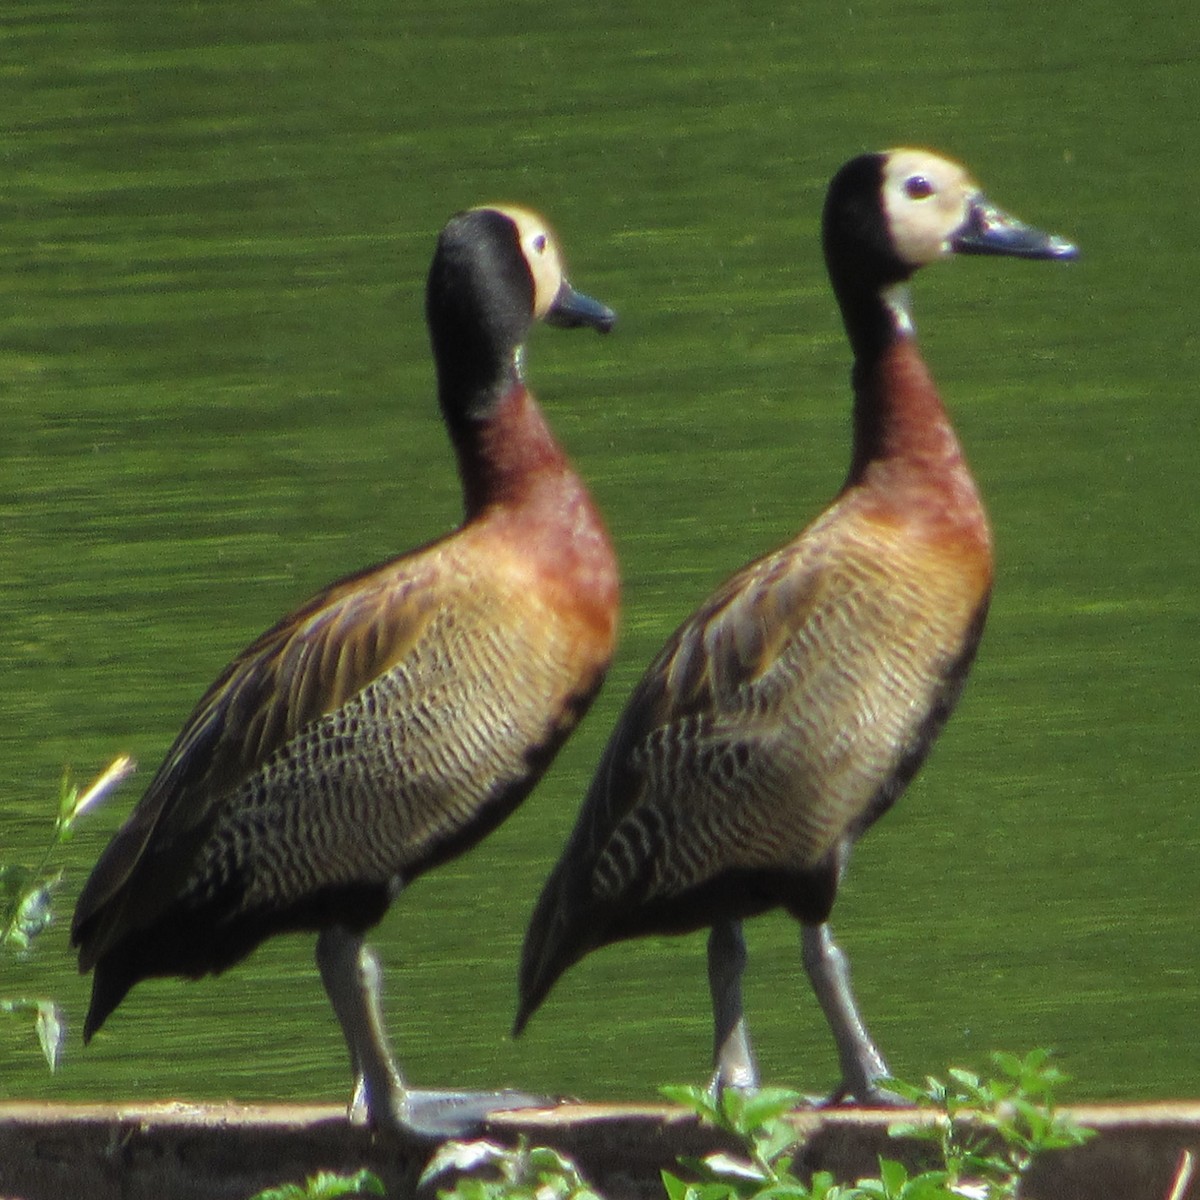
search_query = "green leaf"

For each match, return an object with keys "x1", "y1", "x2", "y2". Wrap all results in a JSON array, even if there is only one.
[
  {"x1": 1, "y1": 997, "x2": 65, "y2": 1072},
  {"x1": 0, "y1": 866, "x2": 34, "y2": 945},
  {"x1": 36, "y1": 1000, "x2": 65, "y2": 1071},
  {"x1": 699, "y1": 1151, "x2": 769, "y2": 1185},
  {"x1": 661, "y1": 1170, "x2": 699, "y2": 1200},
  {"x1": 526, "y1": 1145, "x2": 578, "y2": 1176},
  {"x1": 877, "y1": 1158, "x2": 909, "y2": 1193},
  {"x1": 419, "y1": 1137, "x2": 510, "y2": 1187},
  {"x1": 15, "y1": 879, "x2": 59, "y2": 944},
  {"x1": 886, "y1": 1120, "x2": 941, "y2": 1145},
  {"x1": 680, "y1": 1180, "x2": 742, "y2": 1200},
  {"x1": 663, "y1": 1085, "x2": 722, "y2": 1125},
  {"x1": 1041, "y1": 1119, "x2": 1095, "y2": 1150},
  {"x1": 750, "y1": 1183, "x2": 821, "y2": 1200},
  {"x1": 313, "y1": 1170, "x2": 386, "y2": 1198},
  {"x1": 878, "y1": 1078, "x2": 923, "y2": 1105},
  {"x1": 848, "y1": 1180, "x2": 889, "y2": 1198},
  {"x1": 0, "y1": 863, "x2": 34, "y2": 894},
  {"x1": 249, "y1": 1185, "x2": 305, "y2": 1200},
  {"x1": 803, "y1": 1173, "x2": 839, "y2": 1200},
  {"x1": 894, "y1": 1175, "x2": 957, "y2": 1200},
  {"x1": 736, "y1": 1089, "x2": 803, "y2": 1133},
  {"x1": 247, "y1": 1170, "x2": 384, "y2": 1200},
  {"x1": 756, "y1": 1120, "x2": 802, "y2": 1164}
]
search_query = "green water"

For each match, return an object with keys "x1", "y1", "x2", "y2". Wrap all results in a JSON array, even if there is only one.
[{"x1": 2, "y1": 0, "x2": 1197, "y2": 1109}]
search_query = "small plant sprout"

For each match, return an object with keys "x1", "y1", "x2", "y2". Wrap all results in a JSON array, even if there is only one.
[
  {"x1": 246, "y1": 1169, "x2": 385, "y2": 1200},
  {"x1": 661, "y1": 1083, "x2": 950, "y2": 1200},
  {"x1": 660, "y1": 1084, "x2": 808, "y2": 1191},
  {"x1": 660, "y1": 1052, "x2": 1094, "y2": 1200},
  {"x1": 1, "y1": 755, "x2": 135, "y2": 1069},
  {"x1": 422, "y1": 1136, "x2": 604, "y2": 1200},
  {"x1": 886, "y1": 1050, "x2": 1095, "y2": 1199}
]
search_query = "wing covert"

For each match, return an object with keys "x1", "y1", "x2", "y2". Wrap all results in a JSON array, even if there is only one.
[
  {"x1": 575, "y1": 515, "x2": 984, "y2": 906},
  {"x1": 73, "y1": 558, "x2": 442, "y2": 932}
]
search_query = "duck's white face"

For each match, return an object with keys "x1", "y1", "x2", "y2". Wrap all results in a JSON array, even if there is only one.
[
  {"x1": 881, "y1": 149, "x2": 980, "y2": 268},
  {"x1": 480, "y1": 204, "x2": 567, "y2": 320}
]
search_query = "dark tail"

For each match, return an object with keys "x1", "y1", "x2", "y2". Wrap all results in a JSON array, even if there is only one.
[
  {"x1": 81, "y1": 956, "x2": 137, "y2": 1044},
  {"x1": 513, "y1": 941, "x2": 557, "y2": 1037},
  {"x1": 513, "y1": 859, "x2": 590, "y2": 1037}
]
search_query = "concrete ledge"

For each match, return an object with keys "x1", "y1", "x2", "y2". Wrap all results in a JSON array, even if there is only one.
[{"x1": 0, "y1": 1100, "x2": 1197, "y2": 1200}]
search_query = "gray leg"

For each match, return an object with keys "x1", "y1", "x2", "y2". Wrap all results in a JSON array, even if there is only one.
[
  {"x1": 800, "y1": 922, "x2": 897, "y2": 1105},
  {"x1": 316, "y1": 925, "x2": 554, "y2": 1138},
  {"x1": 316, "y1": 926, "x2": 408, "y2": 1127},
  {"x1": 707, "y1": 919, "x2": 759, "y2": 1094}
]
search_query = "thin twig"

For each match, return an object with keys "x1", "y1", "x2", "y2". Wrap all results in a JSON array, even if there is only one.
[{"x1": 1165, "y1": 1149, "x2": 1195, "y2": 1200}]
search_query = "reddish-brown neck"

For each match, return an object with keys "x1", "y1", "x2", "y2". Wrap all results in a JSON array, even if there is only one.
[
  {"x1": 453, "y1": 382, "x2": 569, "y2": 517},
  {"x1": 847, "y1": 337, "x2": 966, "y2": 482},
  {"x1": 453, "y1": 381, "x2": 619, "y2": 628},
  {"x1": 845, "y1": 335, "x2": 990, "y2": 555}
]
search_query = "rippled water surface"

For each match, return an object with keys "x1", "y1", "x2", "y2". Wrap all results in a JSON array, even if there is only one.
[{"x1": 2, "y1": 1, "x2": 1197, "y2": 1106}]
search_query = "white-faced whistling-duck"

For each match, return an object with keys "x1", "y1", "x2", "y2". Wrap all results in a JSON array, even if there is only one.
[
  {"x1": 515, "y1": 150, "x2": 1077, "y2": 1104},
  {"x1": 72, "y1": 206, "x2": 619, "y2": 1137}
]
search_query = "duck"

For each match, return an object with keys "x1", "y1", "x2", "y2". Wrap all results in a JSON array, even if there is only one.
[
  {"x1": 71, "y1": 205, "x2": 620, "y2": 1137},
  {"x1": 514, "y1": 150, "x2": 1076, "y2": 1104}
]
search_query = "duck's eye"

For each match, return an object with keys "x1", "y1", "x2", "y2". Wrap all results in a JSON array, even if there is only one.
[
  {"x1": 531, "y1": 233, "x2": 548, "y2": 255},
  {"x1": 904, "y1": 175, "x2": 934, "y2": 200}
]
